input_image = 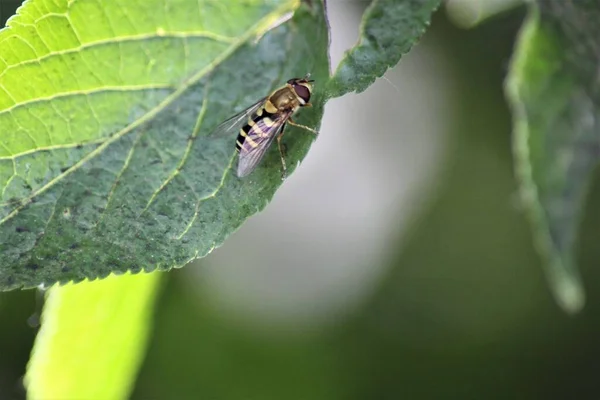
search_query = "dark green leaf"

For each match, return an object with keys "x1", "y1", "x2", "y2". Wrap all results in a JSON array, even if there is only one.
[
  {"x1": 505, "y1": 2, "x2": 600, "y2": 313},
  {"x1": 326, "y1": 0, "x2": 440, "y2": 98},
  {"x1": 0, "y1": 0, "x2": 329, "y2": 290}
]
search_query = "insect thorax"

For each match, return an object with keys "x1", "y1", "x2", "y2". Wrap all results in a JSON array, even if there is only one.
[{"x1": 269, "y1": 86, "x2": 301, "y2": 112}]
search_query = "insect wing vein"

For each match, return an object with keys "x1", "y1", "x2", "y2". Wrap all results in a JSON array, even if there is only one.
[
  {"x1": 237, "y1": 116, "x2": 287, "y2": 177},
  {"x1": 209, "y1": 98, "x2": 266, "y2": 138}
]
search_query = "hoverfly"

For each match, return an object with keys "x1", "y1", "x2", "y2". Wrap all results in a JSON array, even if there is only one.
[{"x1": 210, "y1": 75, "x2": 318, "y2": 178}]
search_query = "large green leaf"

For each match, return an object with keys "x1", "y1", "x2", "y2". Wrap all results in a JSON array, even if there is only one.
[
  {"x1": 0, "y1": 0, "x2": 329, "y2": 290},
  {"x1": 326, "y1": 0, "x2": 440, "y2": 98},
  {"x1": 505, "y1": 1, "x2": 600, "y2": 313}
]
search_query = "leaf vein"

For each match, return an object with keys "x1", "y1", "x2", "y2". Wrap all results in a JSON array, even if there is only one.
[
  {"x1": 0, "y1": 160, "x2": 17, "y2": 199},
  {"x1": 0, "y1": 31, "x2": 235, "y2": 81},
  {"x1": 94, "y1": 129, "x2": 145, "y2": 229},
  {"x1": 141, "y1": 84, "x2": 210, "y2": 214},
  {"x1": 0, "y1": 139, "x2": 103, "y2": 162},
  {"x1": 0, "y1": 84, "x2": 175, "y2": 117},
  {"x1": 177, "y1": 153, "x2": 236, "y2": 240}
]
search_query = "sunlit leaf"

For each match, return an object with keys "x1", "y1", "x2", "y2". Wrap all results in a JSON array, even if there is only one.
[{"x1": 25, "y1": 272, "x2": 162, "y2": 399}]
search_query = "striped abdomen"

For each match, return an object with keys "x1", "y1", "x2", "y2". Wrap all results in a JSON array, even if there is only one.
[{"x1": 235, "y1": 106, "x2": 280, "y2": 153}]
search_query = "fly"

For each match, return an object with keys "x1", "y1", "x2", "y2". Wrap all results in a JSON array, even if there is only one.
[{"x1": 210, "y1": 75, "x2": 318, "y2": 178}]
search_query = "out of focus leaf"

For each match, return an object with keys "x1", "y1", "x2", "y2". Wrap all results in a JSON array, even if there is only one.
[
  {"x1": 505, "y1": 1, "x2": 600, "y2": 313},
  {"x1": 326, "y1": 0, "x2": 440, "y2": 97},
  {"x1": 25, "y1": 271, "x2": 162, "y2": 400},
  {"x1": 0, "y1": 0, "x2": 329, "y2": 290}
]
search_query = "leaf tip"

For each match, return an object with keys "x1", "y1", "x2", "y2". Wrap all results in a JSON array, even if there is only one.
[
  {"x1": 551, "y1": 271, "x2": 585, "y2": 314},
  {"x1": 541, "y1": 253, "x2": 585, "y2": 314}
]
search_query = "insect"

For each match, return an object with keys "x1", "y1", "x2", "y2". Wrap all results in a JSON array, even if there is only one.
[{"x1": 210, "y1": 75, "x2": 318, "y2": 178}]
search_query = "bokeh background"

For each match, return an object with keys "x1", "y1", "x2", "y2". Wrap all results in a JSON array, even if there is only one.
[{"x1": 3, "y1": 1, "x2": 600, "y2": 399}]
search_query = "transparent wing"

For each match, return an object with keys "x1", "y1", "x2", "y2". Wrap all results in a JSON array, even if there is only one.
[
  {"x1": 237, "y1": 121, "x2": 287, "y2": 177},
  {"x1": 209, "y1": 99, "x2": 266, "y2": 138}
]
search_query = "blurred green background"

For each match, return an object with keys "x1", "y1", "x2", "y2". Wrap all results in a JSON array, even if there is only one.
[{"x1": 3, "y1": 1, "x2": 600, "y2": 399}]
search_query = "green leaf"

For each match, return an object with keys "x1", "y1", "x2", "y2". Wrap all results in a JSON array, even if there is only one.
[
  {"x1": 326, "y1": 0, "x2": 440, "y2": 98},
  {"x1": 505, "y1": 2, "x2": 600, "y2": 313},
  {"x1": 0, "y1": 0, "x2": 329, "y2": 290},
  {"x1": 25, "y1": 271, "x2": 162, "y2": 399}
]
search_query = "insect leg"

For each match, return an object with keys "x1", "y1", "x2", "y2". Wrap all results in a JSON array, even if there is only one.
[
  {"x1": 277, "y1": 132, "x2": 288, "y2": 179},
  {"x1": 287, "y1": 118, "x2": 319, "y2": 135}
]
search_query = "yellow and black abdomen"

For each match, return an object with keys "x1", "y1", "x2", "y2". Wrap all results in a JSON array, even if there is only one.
[{"x1": 235, "y1": 106, "x2": 279, "y2": 153}]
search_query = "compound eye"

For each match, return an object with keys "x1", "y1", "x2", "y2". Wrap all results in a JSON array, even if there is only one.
[{"x1": 294, "y1": 84, "x2": 311, "y2": 103}]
